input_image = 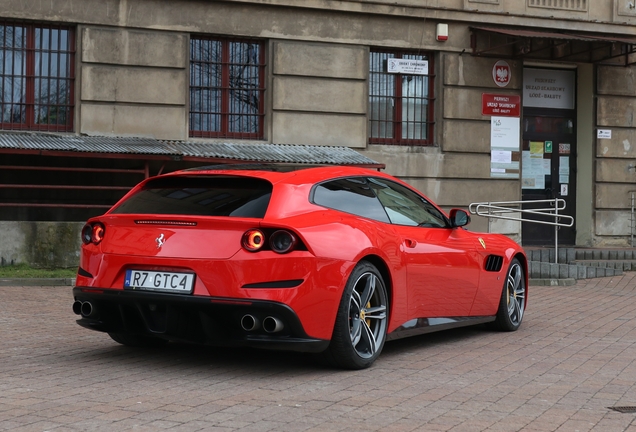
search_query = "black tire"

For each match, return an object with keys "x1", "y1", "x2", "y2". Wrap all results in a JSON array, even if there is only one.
[
  {"x1": 322, "y1": 261, "x2": 389, "y2": 370},
  {"x1": 108, "y1": 332, "x2": 168, "y2": 347},
  {"x1": 491, "y1": 258, "x2": 526, "y2": 332}
]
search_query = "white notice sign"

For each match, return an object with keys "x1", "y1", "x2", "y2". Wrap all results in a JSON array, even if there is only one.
[
  {"x1": 490, "y1": 116, "x2": 520, "y2": 179},
  {"x1": 523, "y1": 68, "x2": 575, "y2": 109},
  {"x1": 387, "y1": 59, "x2": 429, "y2": 75},
  {"x1": 491, "y1": 116, "x2": 520, "y2": 149},
  {"x1": 559, "y1": 156, "x2": 570, "y2": 175},
  {"x1": 597, "y1": 129, "x2": 612, "y2": 139},
  {"x1": 522, "y1": 150, "x2": 546, "y2": 189},
  {"x1": 561, "y1": 184, "x2": 569, "y2": 196}
]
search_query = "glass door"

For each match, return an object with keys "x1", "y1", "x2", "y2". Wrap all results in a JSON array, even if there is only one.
[{"x1": 521, "y1": 109, "x2": 576, "y2": 246}]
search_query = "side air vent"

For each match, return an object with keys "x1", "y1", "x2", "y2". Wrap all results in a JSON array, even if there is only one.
[
  {"x1": 485, "y1": 255, "x2": 504, "y2": 272},
  {"x1": 135, "y1": 220, "x2": 197, "y2": 226}
]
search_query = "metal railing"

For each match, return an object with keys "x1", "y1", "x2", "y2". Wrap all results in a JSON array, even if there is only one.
[{"x1": 469, "y1": 199, "x2": 574, "y2": 264}]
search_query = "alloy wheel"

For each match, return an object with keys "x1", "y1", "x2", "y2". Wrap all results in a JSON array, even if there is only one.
[
  {"x1": 348, "y1": 271, "x2": 388, "y2": 359},
  {"x1": 506, "y1": 262, "x2": 525, "y2": 326}
]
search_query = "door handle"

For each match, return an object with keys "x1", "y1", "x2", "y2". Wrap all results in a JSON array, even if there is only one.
[
  {"x1": 405, "y1": 239, "x2": 417, "y2": 248},
  {"x1": 545, "y1": 188, "x2": 555, "y2": 201}
]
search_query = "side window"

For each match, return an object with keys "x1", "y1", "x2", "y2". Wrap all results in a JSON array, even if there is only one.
[
  {"x1": 312, "y1": 177, "x2": 390, "y2": 223},
  {"x1": 368, "y1": 177, "x2": 447, "y2": 228}
]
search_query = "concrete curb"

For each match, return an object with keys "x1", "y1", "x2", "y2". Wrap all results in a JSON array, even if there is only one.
[
  {"x1": 529, "y1": 278, "x2": 577, "y2": 286},
  {"x1": 0, "y1": 278, "x2": 75, "y2": 287}
]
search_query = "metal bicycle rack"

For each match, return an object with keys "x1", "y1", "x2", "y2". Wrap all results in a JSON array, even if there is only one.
[{"x1": 469, "y1": 199, "x2": 574, "y2": 264}]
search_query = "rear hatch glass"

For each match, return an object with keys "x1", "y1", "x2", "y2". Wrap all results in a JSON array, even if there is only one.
[{"x1": 111, "y1": 175, "x2": 272, "y2": 218}]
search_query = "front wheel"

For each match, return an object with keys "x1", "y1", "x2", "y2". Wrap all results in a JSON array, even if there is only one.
[
  {"x1": 491, "y1": 258, "x2": 526, "y2": 331},
  {"x1": 323, "y1": 261, "x2": 389, "y2": 369}
]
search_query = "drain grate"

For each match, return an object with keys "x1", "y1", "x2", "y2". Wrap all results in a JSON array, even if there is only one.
[{"x1": 609, "y1": 406, "x2": 636, "y2": 413}]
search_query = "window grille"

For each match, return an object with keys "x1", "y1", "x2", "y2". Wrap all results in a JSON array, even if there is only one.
[
  {"x1": 190, "y1": 37, "x2": 265, "y2": 139},
  {"x1": 527, "y1": 0, "x2": 587, "y2": 11},
  {"x1": 0, "y1": 23, "x2": 75, "y2": 131},
  {"x1": 369, "y1": 50, "x2": 435, "y2": 146}
]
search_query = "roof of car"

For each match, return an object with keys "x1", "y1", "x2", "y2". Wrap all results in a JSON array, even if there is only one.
[
  {"x1": 183, "y1": 163, "x2": 320, "y2": 173},
  {"x1": 175, "y1": 163, "x2": 387, "y2": 184}
]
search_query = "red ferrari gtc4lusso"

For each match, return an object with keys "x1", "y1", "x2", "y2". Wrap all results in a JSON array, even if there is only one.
[{"x1": 73, "y1": 164, "x2": 527, "y2": 369}]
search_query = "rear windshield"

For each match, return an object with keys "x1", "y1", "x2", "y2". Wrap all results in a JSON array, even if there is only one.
[{"x1": 110, "y1": 176, "x2": 272, "y2": 218}]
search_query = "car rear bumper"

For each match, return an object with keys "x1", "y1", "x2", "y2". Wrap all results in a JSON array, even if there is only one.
[{"x1": 72, "y1": 287, "x2": 329, "y2": 353}]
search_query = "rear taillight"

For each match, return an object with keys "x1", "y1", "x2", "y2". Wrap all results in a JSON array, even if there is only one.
[
  {"x1": 269, "y1": 230, "x2": 297, "y2": 254},
  {"x1": 242, "y1": 229, "x2": 265, "y2": 252},
  {"x1": 81, "y1": 222, "x2": 105, "y2": 245},
  {"x1": 242, "y1": 229, "x2": 302, "y2": 254}
]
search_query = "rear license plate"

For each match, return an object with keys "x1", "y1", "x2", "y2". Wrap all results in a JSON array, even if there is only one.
[{"x1": 124, "y1": 270, "x2": 195, "y2": 294}]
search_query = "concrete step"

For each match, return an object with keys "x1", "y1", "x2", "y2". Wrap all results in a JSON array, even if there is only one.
[
  {"x1": 573, "y1": 249, "x2": 636, "y2": 261},
  {"x1": 525, "y1": 247, "x2": 636, "y2": 263},
  {"x1": 524, "y1": 247, "x2": 635, "y2": 280},
  {"x1": 528, "y1": 261, "x2": 622, "y2": 280},
  {"x1": 525, "y1": 247, "x2": 576, "y2": 264},
  {"x1": 570, "y1": 260, "x2": 636, "y2": 272}
]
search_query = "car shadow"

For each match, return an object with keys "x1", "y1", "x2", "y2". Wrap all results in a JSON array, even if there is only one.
[
  {"x1": 381, "y1": 324, "x2": 489, "y2": 357},
  {"x1": 70, "y1": 324, "x2": 493, "y2": 374},
  {"x1": 82, "y1": 340, "x2": 325, "y2": 373}
]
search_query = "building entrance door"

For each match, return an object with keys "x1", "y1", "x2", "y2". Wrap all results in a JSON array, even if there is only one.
[
  {"x1": 521, "y1": 108, "x2": 576, "y2": 245},
  {"x1": 521, "y1": 67, "x2": 577, "y2": 246}
]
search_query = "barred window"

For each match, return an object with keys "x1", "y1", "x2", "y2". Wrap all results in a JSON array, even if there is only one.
[
  {"x1": 0, "y1": 23, "x2": 75, "y2": 132},
  {"x1": 369, "y1": 51, "x2": 434, "y2": 145},
  {"x1": 190, "y1": 37, "x2": 265, "y2": 139}
]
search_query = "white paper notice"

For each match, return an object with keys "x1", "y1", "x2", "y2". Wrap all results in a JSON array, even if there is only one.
[
  {"x1": 561, "y1": 184, "x2": 569, "y2": 196},
  {"x1": 491, "y1": 150, "x2": 512, "y2": 164},
  {"x1": 543, "y1": 159, "x2": 551, "y2": 175},
  {"x1": 559, "y1": 156, "x2": 570, "y2": 175},
  {"x1": 491, "y1": 117, "x2": 520, "y2": 179},
  {"x1": 522, "y1": 175, "x2": 546, "y2": 189},
  {"x1": 522, "y1": 152, "x2": 547, "y2": 189}
]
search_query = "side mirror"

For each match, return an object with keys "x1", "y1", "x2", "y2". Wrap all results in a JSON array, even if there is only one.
[{"x1": 449, "y1": 209, "x2": 471, "y2": 228}]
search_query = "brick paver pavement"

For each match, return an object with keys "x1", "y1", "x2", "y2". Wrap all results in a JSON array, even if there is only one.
[{"x1": 3, "y1": 274, "x2": 636, "y2": 431}]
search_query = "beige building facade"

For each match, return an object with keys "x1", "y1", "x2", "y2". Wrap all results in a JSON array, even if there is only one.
[{"x1": 1, "y1": 0, "x2": 636, "y2": 265}]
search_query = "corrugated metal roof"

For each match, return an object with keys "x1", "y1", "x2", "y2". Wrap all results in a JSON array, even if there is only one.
[
  {"x1": 0, "y1": 133, "x2": 175, "y2": 154},
  {"x1": 0, "y1": 133, "x2": 383, "y2": 167},
  {"x1": 164, "y1": 141, "x2": 378, "y2": 165}
]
